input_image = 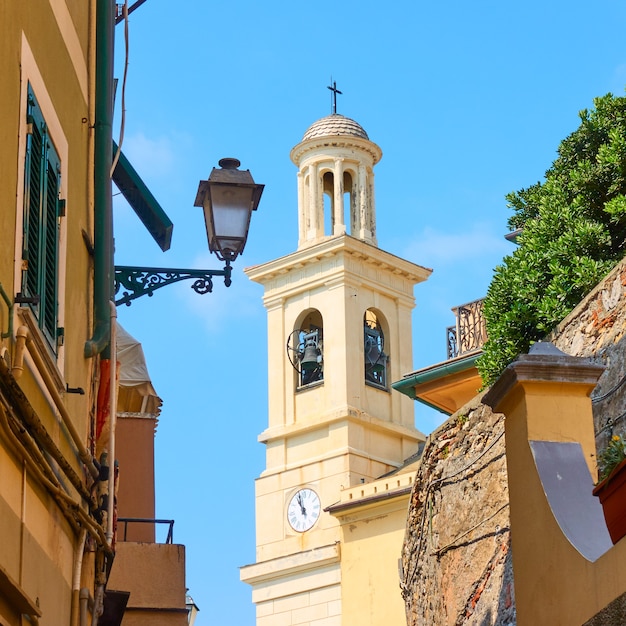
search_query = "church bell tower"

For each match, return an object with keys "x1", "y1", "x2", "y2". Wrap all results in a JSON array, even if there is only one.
[{"x1": 240, "y1": 104, "x2": 431, "y2": 624}]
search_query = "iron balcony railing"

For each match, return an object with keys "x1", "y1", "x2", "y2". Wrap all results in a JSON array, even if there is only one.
[
  {"x1": 446, "y1": 298, "x2": 487, "y2": 360},
  {"x1": 117, "y1": 517, "x2": 175, "y2": 544}
]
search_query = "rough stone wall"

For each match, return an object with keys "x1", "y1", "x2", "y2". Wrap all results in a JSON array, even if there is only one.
[
  {"x1": 549, "y1": 258, "x2": 626, "y2": 455},
  {"x1": 402, "y1": 258, "x2": 626, "y2": 626},
  {"x1": 401, "y1": 396, "x2": 515, "y2": 625}
]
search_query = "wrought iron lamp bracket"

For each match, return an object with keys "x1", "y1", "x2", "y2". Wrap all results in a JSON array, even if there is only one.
[{"x1": 114, "y1": 263, "x2": 232, "y2": 306}]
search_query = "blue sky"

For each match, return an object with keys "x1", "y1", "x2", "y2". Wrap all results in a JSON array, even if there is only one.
[{"x1": 111, "y1": 1, "x2": 626, "y2": 623}]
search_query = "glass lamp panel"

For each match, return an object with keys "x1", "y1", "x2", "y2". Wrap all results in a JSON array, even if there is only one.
[{"x1": 209, "y1": 185, "x2": 254, "y2": 258}]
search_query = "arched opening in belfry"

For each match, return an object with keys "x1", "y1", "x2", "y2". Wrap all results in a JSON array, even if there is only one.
[
  {"x1": 344, "y1": 170, "x2": 354, "y2": 236},
  {"x1": 319, "y1": 169, "x2": 356, "y2": 237},
  {"x1": 323, "y1": 172, "x2": 333, "y2": 237},
  {"x1": 288, "y1": 309, "x2": 324, "y2": 389},
  {"x1": 364, "y1": 309, "x2": 388, "y2": 389},
  {"x1": 322, "y1": 171, "x2": 334, "y2": 236}
]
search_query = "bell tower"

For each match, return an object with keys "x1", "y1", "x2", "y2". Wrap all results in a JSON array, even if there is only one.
[{"x1": 240, "y1": 111, "x2": 431, "y2": 625}]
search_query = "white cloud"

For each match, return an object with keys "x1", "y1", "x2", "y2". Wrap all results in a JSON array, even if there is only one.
[
  {"x1": 121, "y1": 131, "x2": 190, "y2": 180},
  {"x1": 176, "y1": 250, "x2": 265, "y2": 336}
]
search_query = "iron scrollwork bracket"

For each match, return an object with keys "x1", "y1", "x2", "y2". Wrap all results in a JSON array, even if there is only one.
[{"x1": 114, "y1": 263, "x2": 232, "y2": 306}]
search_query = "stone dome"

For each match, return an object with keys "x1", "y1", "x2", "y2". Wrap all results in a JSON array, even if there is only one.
[{"x1": 302, "y1": 114, "x2": 369, "y2": 141}]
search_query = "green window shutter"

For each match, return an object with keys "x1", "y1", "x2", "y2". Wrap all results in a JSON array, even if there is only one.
[
  {"x1": 23, "y1": 90, "x2": 44, "y2": 310},
  {"x1": 42, "y1": 143, "x2": 60, "y2": 346},
  {"x1": 22, "y1": 84, "x2": 61, "y2": 351}
]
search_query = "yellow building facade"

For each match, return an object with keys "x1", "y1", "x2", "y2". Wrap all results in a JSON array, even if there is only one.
[
  {"x1": 1, "y1": 3, "x2": 188, "y2": 624},
  {"x1": 1, "y1": 3, "x2": 96, "y2": 623},
  {"x1": 241, "y1": 113, "x2": 430, "y2": 624}
]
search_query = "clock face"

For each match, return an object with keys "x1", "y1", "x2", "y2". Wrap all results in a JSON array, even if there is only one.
[{"x1": 287, "y1": 488, "x2": 321, "y2": 532}]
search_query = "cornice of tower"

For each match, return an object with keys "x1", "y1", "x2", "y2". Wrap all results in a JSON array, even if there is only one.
[
  {"x1": 244, "y1": 234, "x2": 432, "y2": 308},
  {"x1": 290, "y1": 135, "x2": 382, "y2": 166},
  {"x1": 257, "y1": 405, "x2": 425, "y2": 449}
]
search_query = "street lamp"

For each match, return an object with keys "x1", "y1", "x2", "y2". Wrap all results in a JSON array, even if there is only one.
[
  {"x1": 195, "y1": 157, "x2": 264, "y2": 262},
  {"x1": 114, "y1": 158, "x2": 263, "y2": 306}
]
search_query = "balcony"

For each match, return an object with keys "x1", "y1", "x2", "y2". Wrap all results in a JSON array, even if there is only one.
[
  {"x1": 393, "y1": 298, "x2": 487, "y2": 415},
  {"x1": 446, "y1": 298, "x2": 487, "y2": 359},
  {"x1": 104, "y1": 519, "x2": 188, "y2": 626}
]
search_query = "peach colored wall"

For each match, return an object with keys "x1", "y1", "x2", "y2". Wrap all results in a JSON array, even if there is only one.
[
  {"x1": 107, "y1": 542, "x2": 188, "y2": 626},
  {"x1": 116, "y1": 416, "x2": 157, "y2": 542}
]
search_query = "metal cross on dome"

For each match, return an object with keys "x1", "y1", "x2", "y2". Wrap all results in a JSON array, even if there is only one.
[{"x1": 327, "y1": 79, "x2": 342, "y2": 115}]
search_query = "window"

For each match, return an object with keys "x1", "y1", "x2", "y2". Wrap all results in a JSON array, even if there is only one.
[{"x1": 20, "y1": 84, "x2": 62, "y2": 350}]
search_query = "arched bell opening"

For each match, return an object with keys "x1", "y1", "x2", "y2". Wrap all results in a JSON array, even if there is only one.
[
  {"x1": 321, "y1": 169, "x2": 350, "y2": 238},
  {"x1": 364, "y1": 309, "x2": 388, "y2": 389},
  {"x1": 323, "y1": 172, "x2": 333, "y2": 237},
  {"x1": 343, "y1": 169, "x2": 355, "y2": 236},
  {"x1": 287, "y1": 309, "x2": 324, "y2": 389}
]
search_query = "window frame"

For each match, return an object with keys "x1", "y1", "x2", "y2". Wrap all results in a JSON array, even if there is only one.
[
  {"x1": 16, "y1": 82, "x2": 64, "y2": 354},
  {"x1": 364, "y1": 311, "x2": 389, "y2": 391},
  {"x1": 21, "y1": 84, "x2": 62, "y2": 351}
]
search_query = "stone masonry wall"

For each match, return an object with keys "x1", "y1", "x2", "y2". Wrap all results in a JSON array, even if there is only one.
[
  {"x1": 402, "y1": 257, "x2": 626, "y2": 625},
  {"x1": 549, "y1": 257, "x2": 626, "y2": 455},
  {"x1": 401, "y1": 396, "x2": 515, "y2": 625}
]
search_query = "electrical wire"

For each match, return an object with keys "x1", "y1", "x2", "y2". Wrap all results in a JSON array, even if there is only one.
[
  {"x1": 591, "y1": 370, "x2": 626, "y2": 404},
  {"x1": 432, "y1": 502, "x2": 509, "y2": 558},
  {"x1": 401, "y1": 423, "x2": 505, "y2": 596},
  {"x1": 596, "y1": 408, "x2": 626, "y2": 438},
  {"x1": 0, "y1": 403, "x2": 108, "y2": 548},
  {"x1": 111, "y1": 0, "x2": 129, "y2": 175}
]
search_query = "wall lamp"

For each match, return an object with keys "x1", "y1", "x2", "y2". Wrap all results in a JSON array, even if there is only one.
[{"x1": 115, "y1": 158, "x2": 263, "y2": 306}]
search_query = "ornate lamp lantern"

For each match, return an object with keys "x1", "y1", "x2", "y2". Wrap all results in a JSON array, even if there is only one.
[
  {"x1": 194, "y1": 158, "x2": 264, "y2": 263},
  {"x1": 114, "y1": 158, "x2": 263, "y2": 306}
]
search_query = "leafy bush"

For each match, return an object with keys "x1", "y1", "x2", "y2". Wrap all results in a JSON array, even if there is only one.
[
  {"x1": 598, "y1": 435, "x2": 626, "y2": 482},
  {"x1": 477, "y1": 94, "x2": 626, "y2": 387}
]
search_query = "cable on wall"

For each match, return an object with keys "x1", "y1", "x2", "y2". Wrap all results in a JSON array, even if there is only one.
[{"x1": 111, "y1": 0, "x2": 129, "y2": 176}]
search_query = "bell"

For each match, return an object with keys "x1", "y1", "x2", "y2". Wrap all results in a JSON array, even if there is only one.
[
  {"x1": 370, "y1": 351, "x2": 387, "y2": 374},
  {"x1": 365, "y1": 333, "x2": 382, "y2": 363},
  {"x1": 301, "y1": 343, "x2": 320, "y2": 372}
]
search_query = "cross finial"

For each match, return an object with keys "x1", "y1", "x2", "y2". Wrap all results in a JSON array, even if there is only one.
[{"x1": 327, "y1": 79, "x2": 342, "y2": 115}]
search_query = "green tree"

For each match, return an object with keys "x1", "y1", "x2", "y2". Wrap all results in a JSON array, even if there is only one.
[{"x1": 477, "y1": 93, "x2": 626, "y2": 387}]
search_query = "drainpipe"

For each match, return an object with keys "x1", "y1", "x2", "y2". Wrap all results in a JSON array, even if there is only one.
[
  {"x1": 11, "y1": 325, "x2": 29, "y2": 380},
  {"x1": 106, "y1": 301, "x2": 117, "y2": 546},
  {"x1": 84, "y1": 0, "x2": 115, "y2": 358},
  {"x1": 79, "y1": 589, "x2": 90, "y2": 626},
  {"x1": 70, "y1": 529, "x2": 88, "y2": 626}
]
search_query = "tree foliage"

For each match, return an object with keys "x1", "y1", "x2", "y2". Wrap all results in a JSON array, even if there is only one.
[{"x1": 477, "y1": 93, "x2": 626, "y2": 387}]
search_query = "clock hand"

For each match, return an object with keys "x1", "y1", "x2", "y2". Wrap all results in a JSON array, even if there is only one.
[{"x1": 297, "y1": 493, "x2": 306, "y2": 515}]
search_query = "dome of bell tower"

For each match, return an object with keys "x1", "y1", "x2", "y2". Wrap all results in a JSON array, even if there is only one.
[{"x1": 302, "y1": 114, "x2": 369, "y2": 141}]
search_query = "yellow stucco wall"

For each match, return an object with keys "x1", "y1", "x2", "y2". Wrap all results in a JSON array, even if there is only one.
[
  {"x1": 332, "y1": 471, "x2": 416, "y2": 626},
  {"x1": 0, "y1": 2, "x2": 94, "y2": 623},
  {"x1": 485, "y1": 349, "x2": 626, "y2": 625}
]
